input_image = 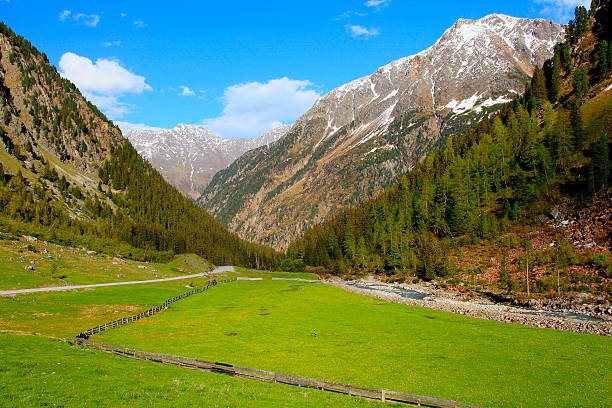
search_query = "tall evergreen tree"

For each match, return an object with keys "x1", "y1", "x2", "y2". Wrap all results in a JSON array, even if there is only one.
[
  {"x1": 548, "y1": 51, "x2": 562, "y2": 103},
  {"x1": 553, "y1": 109, "x2": 575, "y2": 176},
  {"x1": 529, "y1": 68, "x2": 548, "y2": 109},
  {"x1": 572, "y1": 68, "x2": 589, "y2": 98},
  {"x1": 574, "y1": 6, "x2": 590, "y2": 38},
  {"x1": 589, "y1": 133, "x2": 610, "y2": 193},
  {"x1": 596, "y1": 40, "x2": 609, "y2": 77}
]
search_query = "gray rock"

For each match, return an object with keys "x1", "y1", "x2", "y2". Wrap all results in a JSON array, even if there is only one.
[{"x1": 200, "y1": 14, "x2": 565, "y2": 250}]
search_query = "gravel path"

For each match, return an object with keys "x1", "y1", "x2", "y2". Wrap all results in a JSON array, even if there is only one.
[
  {"x1": 0, "y1": 266, "x2": 234, "y2": 296},
  {"x1": 331, "y1": 278, "x2": 612, "y2": 336}
]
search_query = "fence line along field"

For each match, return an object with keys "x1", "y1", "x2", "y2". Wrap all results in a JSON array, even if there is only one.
[
  {"x1": 74, "y1": 277, "x2": 481, "y2": 407},
  {"x1": 95, "y1": 279, "x2": 611, "y2": 408},
  {"x1": 1, "y1": 239, "x2": 610, "y2": 407}
]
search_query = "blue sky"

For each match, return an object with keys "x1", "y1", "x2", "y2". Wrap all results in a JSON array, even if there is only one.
[{"x1": 0, "y1": 0, "x2": 588, "y2": 138}]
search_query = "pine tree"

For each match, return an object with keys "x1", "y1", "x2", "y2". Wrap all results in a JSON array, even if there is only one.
[
  {"x1": 596, "y1": 40, "x2": 609, "y2": 77},
  {"x1": 343, "y1": 224, "x2": 356, "y2": 260},
  {"x1": 529, "y1": 68, "x2": 547, "y2": 109},
  {"x1": 589, "y1": 133, "x2": 610, "y2": 193},
  {"x1": 574, "y1": 6, "x2": 589, "y2": 38},
  {"x1": 548, "y1": 51, "x2": 562, "y2": 103},
  {"x1": 559, "y1": 41, "x2": 571, "y2": 68},
  {"x1": 553, "y1": 109, "x2": 575, "y2": 176},
  {"x1": 572, "y1": 68, "x2": 589, "y2": 98}
]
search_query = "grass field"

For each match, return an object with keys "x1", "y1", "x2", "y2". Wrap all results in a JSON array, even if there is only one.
[
  {"x1": 234, "y1": 266, "x2": 318, "y2": 280},
  {"x1": 0, "y1": 258, "x2": 375, "y2": 407},
  {"x1": 1, "y1": 244, "x2": 610, "y2": 407},
  {"x1": 0, "y1": 236, "x2": 215, "y2": 291},
  {"x1": 96, "y1": 280, "x2": 611, "y2": 408},
  {"x1": 0, "y1": 335, "x2": 379, "y2": 407}
]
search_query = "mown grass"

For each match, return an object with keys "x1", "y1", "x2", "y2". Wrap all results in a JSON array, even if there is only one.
[
  {"x1": 0, "y1": 279, "x2": 212, "y2": 339},
  {"x1": 234, "y1": 266, "x2": 318, "y2": 280},
  {"x1": 97, "y1": 280, "x2": 612, "y2": 408},
  {"x1": 0, "y1": 265, "x2": 375, "y2": 407},
  {"x1": 0, "y1": 334, "x2": 380, "y2": 407},
  {"x1": 1, "y1": 257, "x2": 609, "y2": 407}
]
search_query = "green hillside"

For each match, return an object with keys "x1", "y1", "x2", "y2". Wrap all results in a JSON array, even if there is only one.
[
  {"x1": 0, "y1": 23, "x2": 281, "y2": 268},
  {"x1": 288, "y1": 4, "x2": 611, "y2": 297}
]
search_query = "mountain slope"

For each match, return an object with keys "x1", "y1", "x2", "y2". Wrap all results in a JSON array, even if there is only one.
[
  {"x1": 126, "y1": 124, "x2": 290, "y2": 200},
  {"x1": 288, "y1": 3, "x2": 611, "y2": 295},
  {"x1": 199, "y1": 14, "x2": 565, "y2": 250},
  {"x1": 0, "y1": 22, "x2": 280, "y2": 267}
]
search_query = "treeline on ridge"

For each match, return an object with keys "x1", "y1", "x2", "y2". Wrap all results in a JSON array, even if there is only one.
[{"x1": 287, "y1": 3, "x2": 611, "y2": 280}]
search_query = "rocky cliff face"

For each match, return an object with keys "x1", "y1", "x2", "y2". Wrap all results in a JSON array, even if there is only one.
[
  {"x1": 126, "y1": 124, "x2": 291, "y2": 199},
  {"x1": 0, "y1": 24, "x2": 122, "y2": 219},
  {"x1": 198, "y1": 14, "x2": 565, "y2": 250},
  {"x1": 0, "y1": 30, "x2": 121, "y2": 176}
]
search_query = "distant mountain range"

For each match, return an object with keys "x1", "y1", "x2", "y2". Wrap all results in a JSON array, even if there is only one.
[
  {"x1": 198, "y1": 14, "x2": 565, "y2": 250},
  {"x1": 125, "y1": 124, "x2": 291, "y2": 199}
]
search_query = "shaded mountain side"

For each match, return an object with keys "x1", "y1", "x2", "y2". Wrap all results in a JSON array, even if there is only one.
[
  {"x1": 199, "y1": 14, "x2": 564, "y2": 250},
  {"x1": 288, "y1": 4, "x2": 611, "y2": 299},
  {"x1": 0, "y1": 22, "x2": 281, "y2": 267}
]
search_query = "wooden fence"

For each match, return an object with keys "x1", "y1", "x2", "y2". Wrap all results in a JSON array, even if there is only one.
[
  {"x1": 75, "y1": 338, "x2": 482, "y2": 408},
  {"x1": 74, "y1": 277, "x2": 484, "y2": 407},
  {"x1": 77, "y1": 278, "x2": 235, "y2": 338}
]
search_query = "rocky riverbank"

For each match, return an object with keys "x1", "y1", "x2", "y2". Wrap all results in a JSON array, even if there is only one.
[{"x1": 331, "y1": 277, "x2": 612, "y2": 336}]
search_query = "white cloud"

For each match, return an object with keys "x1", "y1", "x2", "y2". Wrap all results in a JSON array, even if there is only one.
[
  {"x1": 333, "y1": 10, "x2": 367, "y2": 21},
  {"x1": 133, "y1": 20, "x2": 148, "y2": 28},
  {"x1": 114, "y1": 121, "x2": 163, "y2": 133},
  {"x1": 178, "y1": 86, "x2": 196, "y2": 96},
  {"x1": 85, "y1": 94, "x2": 131, "y2": 118},
  {"x1": 59, "y1": 52, "x2": 152, "y2": 119},
  {"x1": 365, "y1": 0, "x2": 391, "y2": 7},
  {"x1": 346, "y1": 24, "x2": 380, "y2": 39},
  {"x1": 59, "y1": 10, "x2": 71, "y2": 21},
  {"x1": 59, "y1": 53, "x2": 151, "y2": 95},
  {"x1": 101, "y1": 40, "x2": 121, "y2": 47},
  {"x1": 534, "y1": 0, "x2": 589, "y2": 22},
  {"x1": 58, "y1": 10, "x2": 100, "y2": 27},
  {"x1": 74, "y1": 13, "x2": 100, "y2": 27},
  {"x1": 120, "y1": 12, "x2": 127, "y2": 18},
  {"x1": 203, "y1": 77, "x2": 320, "y2": 139}
]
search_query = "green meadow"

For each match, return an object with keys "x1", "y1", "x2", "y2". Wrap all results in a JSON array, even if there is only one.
[
  {"x1": 98, "y1": 280, "x2": 611, "y2": 408},
  {"x1": 0, "y1": 245, "x2": 610, "y2": 407},
  {"x1": 0, "y1": 335, "x2": 379, "y2": 407},
  {"x1": 0, "y1": 236, "x2": 215, "y2": 291}
]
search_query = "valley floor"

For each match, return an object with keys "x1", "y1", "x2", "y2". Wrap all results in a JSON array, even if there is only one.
[
  {"x1": 95, "y1": 279, "x2": 611, "y2": 408},
  {"x1": 1, "y1": 243, "x2": 610, "y2": 407},
  {"x1": 332, "y1": 278, "x2": 612, "y2": 336}
]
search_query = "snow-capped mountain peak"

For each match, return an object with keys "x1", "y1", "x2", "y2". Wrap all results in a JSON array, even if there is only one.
[
  {"x1": 199, "y1": 14, "x2": 565, "y2": 250},
  {"x1": 125, "y1": 124, "x2": 290, "y2": 199}
]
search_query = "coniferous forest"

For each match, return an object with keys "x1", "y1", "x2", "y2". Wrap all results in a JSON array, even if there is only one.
[
  {"x1": 0, "y1": 22, "x2": 281, "y2": 267},
  {"x1": 288, "y1": 4, "x2": 611, "y2": 293}
]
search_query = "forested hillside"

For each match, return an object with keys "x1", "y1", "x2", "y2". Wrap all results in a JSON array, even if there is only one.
[
  {"x1": 199, "y1": 13, "x2": 564, "y2": 251},
  {"x1": 0, "y1": 22, "x2": 280, "y2": 267},
  {"x1": 288, "y1": 3, "x2": 611, "y2": 297}
]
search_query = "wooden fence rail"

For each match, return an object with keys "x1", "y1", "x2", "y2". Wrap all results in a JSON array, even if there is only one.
[
  {"x1": 77, "y1": 278, "x2": 236, "y2": 338},
  {"x1": 75, "y1": 338, "x2": 483, "y2": 408},
  {"x1": 74, "y1": 277, "x2": 484, "y2": 407}
]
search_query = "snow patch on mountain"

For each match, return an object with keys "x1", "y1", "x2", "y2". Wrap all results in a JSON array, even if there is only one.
[{"x1": 126, "y1": 123, "x2": 291, "y2": 199}]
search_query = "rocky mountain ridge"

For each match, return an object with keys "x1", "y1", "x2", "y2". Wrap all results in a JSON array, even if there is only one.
[
  {"x1": 198, "y1": 14, "x2": 565, "y2": 250},
  {"x1": 126, "y1": 124, "x2": 291, "y2": 199}
]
